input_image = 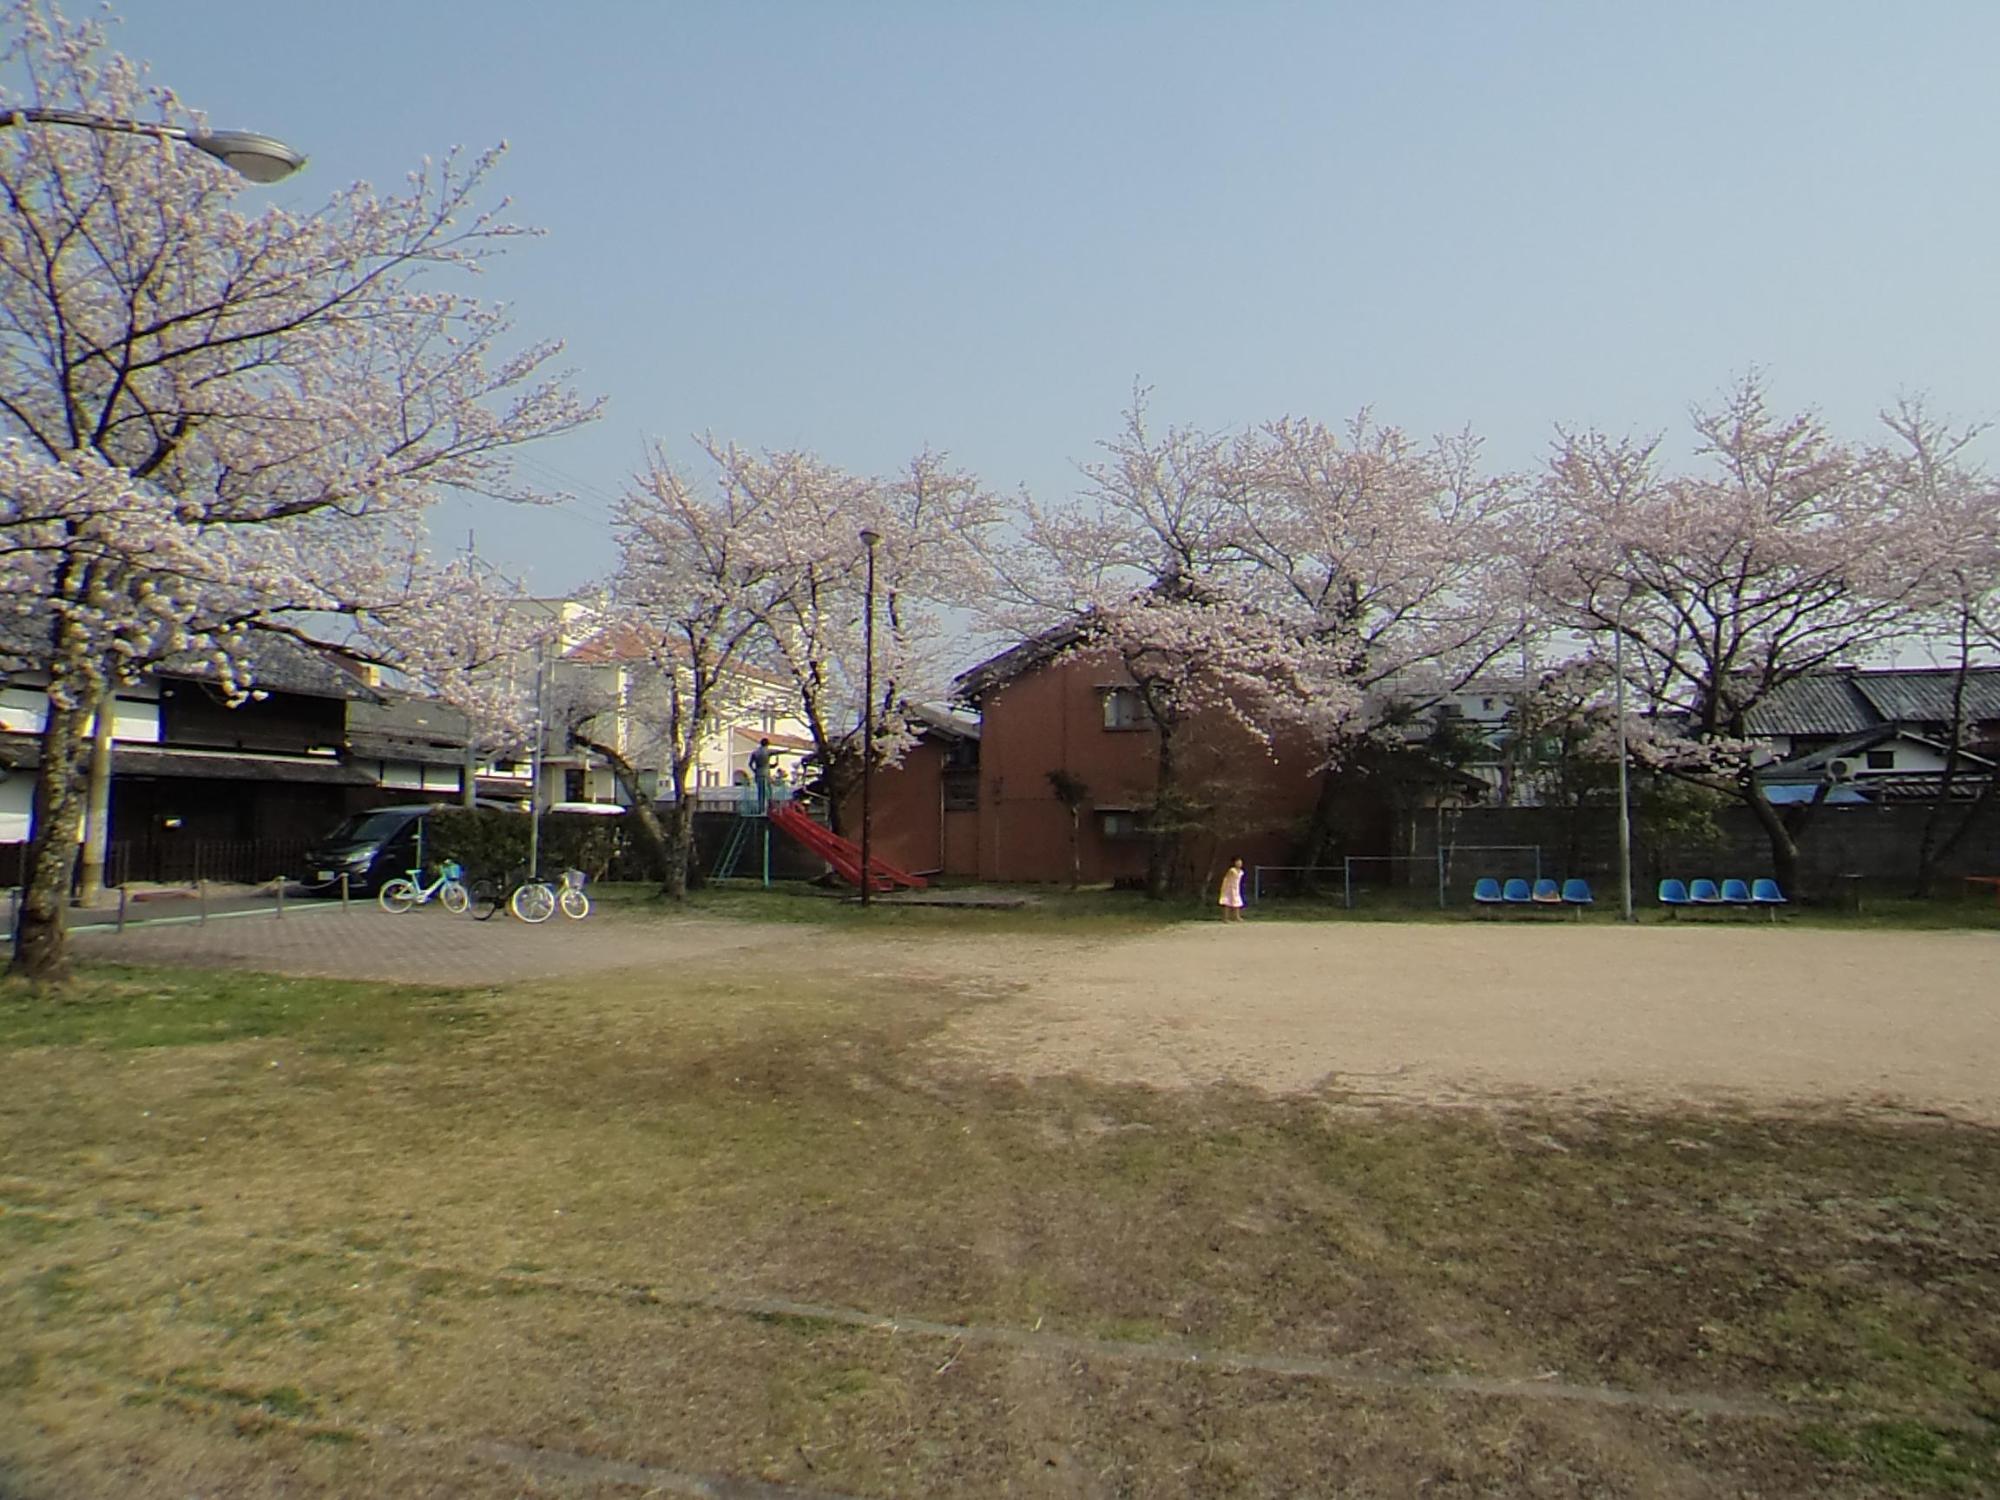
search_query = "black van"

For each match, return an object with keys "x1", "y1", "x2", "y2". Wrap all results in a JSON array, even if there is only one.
[{"x1": 300, "y1": 804, "x2": 440, "y2": 895}]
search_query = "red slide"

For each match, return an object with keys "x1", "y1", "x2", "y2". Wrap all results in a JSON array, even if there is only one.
[{"x1": 768, "y1": 802, "x2": 928, "y2": 892}]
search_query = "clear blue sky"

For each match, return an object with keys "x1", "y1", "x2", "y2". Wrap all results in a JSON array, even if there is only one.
[{"x1": 105, "y1": 2, "x2": 2000, "y2": 593}]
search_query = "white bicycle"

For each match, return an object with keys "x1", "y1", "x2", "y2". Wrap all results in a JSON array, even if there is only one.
[
  {"x1": 378, "y1": 860, "x2": 470, "y2": 915},
  {"x1": 557, "y1": 868, "x2": 590, "y2": 920}
]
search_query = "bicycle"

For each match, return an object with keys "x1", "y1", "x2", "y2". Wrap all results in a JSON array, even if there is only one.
[
  {"x1": 557, "y1": 868, "x2": 590, "y2": 920},
  {"x1": 378, "y1": 860, "x2": 470, "y2": 915},
  {"x1": 469, "y1": 866, "x2": 557, "y2": 924}
]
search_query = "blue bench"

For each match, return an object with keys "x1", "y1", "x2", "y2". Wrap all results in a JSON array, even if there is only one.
[
  {"x1": 1661, "y1": 877, "x2": 1787, "y2": 919},
  {"x1": 1474, "y1": 876, "x2": 1593, "y2": 917}
]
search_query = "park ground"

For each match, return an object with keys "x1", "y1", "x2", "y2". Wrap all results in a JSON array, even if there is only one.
[{"x1": 1, "y1": 897, "x2": 1997, "y2": 1496}]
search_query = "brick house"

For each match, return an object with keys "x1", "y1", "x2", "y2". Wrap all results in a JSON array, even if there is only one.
[
  {"x1": 945, "y1": 634, "x2": 1332, "y2": 887},
  {"x1": 834, "y1": 704, "x2": 981, "y2": 878}
]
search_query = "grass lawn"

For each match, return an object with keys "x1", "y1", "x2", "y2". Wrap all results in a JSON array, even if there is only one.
[{"x1": 2, "y1": 954, "x2": 1996, "y2": 1497}]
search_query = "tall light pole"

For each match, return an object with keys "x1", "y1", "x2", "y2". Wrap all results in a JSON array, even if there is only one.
[
  {"x1": 1615, "y1": 592, "x2": 1635, "y2": 923},
  {"x1": 527, "y1": 629, "x2": 554, "y2": 880},
  {"x1": 1, "y1": 107, "x2": 305, "y2": 181},
  {"x1": 858, "y1": 528, "x2": 880, "y2": 907}
]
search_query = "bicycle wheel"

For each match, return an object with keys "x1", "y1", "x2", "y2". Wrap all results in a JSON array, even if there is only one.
[
  {"x1": 440, "y1": 879, "x2": 471, "y2": 915},
  {"x1": 558, "y1": 886, "x2": 590, "y2": 920},
  {"x1": 510, "y1": 881, "x2": 557, "y2": 924},
  {"x1": 377, "y1": 878, "x2": 418, "y2": 915},
  {"x1": 472, "y1": 882, "x2": 505, "y2": 922}
]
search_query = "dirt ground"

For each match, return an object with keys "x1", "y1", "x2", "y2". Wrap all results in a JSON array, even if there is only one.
[
  {"x1": 924, "y1": 921, "x2": 2000, "y2": 1122},
  {"x1": 75, "y1": 906, "x2": 2000, "y2": 1122}
]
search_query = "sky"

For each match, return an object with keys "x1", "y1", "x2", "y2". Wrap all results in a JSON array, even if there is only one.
[{"x1": 85, "y1": 2, "x2": 2000, "y2": 598}]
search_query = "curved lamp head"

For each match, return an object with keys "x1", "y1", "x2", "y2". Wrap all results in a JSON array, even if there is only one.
[
  {"x1": 858, "y1": 527, "x2": 881, "y2": 550},
  {"x1": 185, "y1": 129, "x2": 305, "y2": 183}
]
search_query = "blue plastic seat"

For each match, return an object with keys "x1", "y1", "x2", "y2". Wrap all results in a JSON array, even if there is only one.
[
  {"x1": 1561, "y1": 878, "x2": 1594, "y2": 907},
  {"x1": 1472, "y1": 877, "x2": 1503, "y2": 906},
  {"x1": 1689, "y1": 878, "x2": 1723, "y2": 905},
  {"x1": 1531, "y1": 877, "x2": 1562, "y2": 904},
  {"x1": 1658, "y1": 878, "x2": 1691, "y2": 910},
  {"x1": 1502, "y1": 878, "x2": 1532, "y2": 904},
  {"x1": 1720, "y1": 878, "x2": 1752, "y2": 905},
  {"x1": 1750, "y1": 878, "x2": 1787, "y2": 920}
]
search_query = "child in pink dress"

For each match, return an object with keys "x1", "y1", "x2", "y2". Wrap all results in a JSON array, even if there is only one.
[{"x1": 1218, "y1": 858, "x2": 1246, "y2": 921}]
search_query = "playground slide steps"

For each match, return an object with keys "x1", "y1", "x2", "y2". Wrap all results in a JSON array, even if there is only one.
[{"x1": 767, "y1": 803, "x2": 928, "y2": 892}]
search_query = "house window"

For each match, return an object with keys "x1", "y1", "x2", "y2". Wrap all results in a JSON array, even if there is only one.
[
  {"x1": 942, "y1": 770, "x2": 979, "y2": 812},
  {"x1": 1101, "y1": 687, "x2": 1147, "y2": 731},
  {"x1": 1099, "y1": 810, "x2": 1148, "y2": 840},
  {"x1": 1865, "y1": 749, "x2": 1895, "y2": 771},
  {"x1": 564, "y1": 768, "x2": 588, "y2": 801}
]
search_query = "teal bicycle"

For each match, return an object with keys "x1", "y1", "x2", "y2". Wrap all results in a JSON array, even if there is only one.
[{"x1": 377, "y1": 860, "x2": 470, "y2": 915}]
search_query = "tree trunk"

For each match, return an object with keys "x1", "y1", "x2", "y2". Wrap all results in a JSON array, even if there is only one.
[
  {"x1": 820, "y1": 749, "x2": 860, "y2": 839},
  {"x1": 1145, "y1": 731, "x2": 1179, "y2": 901},
  {"x1": 659, "y1": 795, "x2": 697, "y2": 901},
  {"x1": 11, "y1": 700, "x2": 93, "y2": 982},
  {"x1": 571, "y1": 732, "x2": 679, "y2": 896},
  {"x1": 75, "y1": 690, "x2": 115, "y2": 908},
  {"x1": 1914, "y1": 642, "x2": 1974, "y2": 898},
  {"x1": 1914, "y1": 769, "x2": 2000, "y2": 896},
  {"x1": 1743, "y1": 782, "x2": 1803, "y2": 898},
  {"x1": 1295, "y1": 761, "x2": 1342, "y2": 894}
]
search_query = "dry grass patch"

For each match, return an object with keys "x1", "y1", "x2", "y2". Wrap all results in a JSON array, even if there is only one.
[{"x1": 2, "y1": 958, "x2": 1996, "y2": 1497}]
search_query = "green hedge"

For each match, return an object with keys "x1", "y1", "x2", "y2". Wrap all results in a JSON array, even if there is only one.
[{"x1": 425, "y1": 808, "x2": 624, "y2": 882}]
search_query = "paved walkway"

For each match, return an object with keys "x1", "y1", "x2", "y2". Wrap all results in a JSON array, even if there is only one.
[{"x1": 66, "y1": 901, "x2": 763, "y2": 986}]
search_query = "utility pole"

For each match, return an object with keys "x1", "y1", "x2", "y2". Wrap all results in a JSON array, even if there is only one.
[{"x1": 858, "y1": 528, "x2": 880, "y2": 907}]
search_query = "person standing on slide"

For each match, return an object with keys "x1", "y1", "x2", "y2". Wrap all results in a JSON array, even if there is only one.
[{"x1": 749, "y1": 738, "x2": 775, "y2": 814}]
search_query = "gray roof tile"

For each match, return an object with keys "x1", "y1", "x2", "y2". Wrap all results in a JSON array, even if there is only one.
[{"x1": 1742, "y1": 675, "x2": 1877, "y2": 737}]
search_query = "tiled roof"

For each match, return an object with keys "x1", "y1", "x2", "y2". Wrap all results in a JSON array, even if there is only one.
[
  {"x1": 110, "y1": 744, "x2": 375, "y2": 785},
  {"x1": 1742, "y1": 674, "x2": 1876, "y2": 737},
  {"x1": 344, "y1": 730, "x2": 468, "y2": 768},
  {"x1": 563, "y1": 621, "x2": 659, "y2": 664},
  {"x1": 1745, "y1": 666, "x2": 2000, "y2": 737},
  {"x1": 347, "y1": 694, "x2": 470, "y2": 742},
  {"x1": 954, "y1": 621, "x2": 1091, "y2": 703},
  {"x1": 157, "y1": 634, "x2": 386, "y2": 703},
  {"x1": 564, "y1": 624, "x2": 790, "y2": 686},
  {"x1": 1851, "y1": 668, "x2": 2000, "y2": 725},
  {"x1": 906, "y1": 702, "x2": 980, "y2": 741}
]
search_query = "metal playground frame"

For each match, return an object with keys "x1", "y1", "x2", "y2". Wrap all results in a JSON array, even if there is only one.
[{"x1": 1253, "y1": 844, "x2": 1544, "y2": 909}]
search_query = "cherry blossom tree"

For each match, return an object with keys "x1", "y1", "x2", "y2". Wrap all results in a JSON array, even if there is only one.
[
  {"x1": 708, "y1": 442, "x2": 1002, "y2": 833},
  {"x1": 0, "y1": 2, "x2": 596, "y2": 978},
  {"x1": 1877, "y1": 401, "x2": 2000, "y2": 894},
  {"x1": 1537, "y1": 377, "x2": 1927, "y2": 894},
  {"x1": 1222, "y1": 414, "x2": 1527, "y2": 871},
  {"x1": 577, "y1": 443, "x2": 787, "y2": 898},
  {"x1": 996, "y1": 398, "x2": 1355, "y2": 897}
]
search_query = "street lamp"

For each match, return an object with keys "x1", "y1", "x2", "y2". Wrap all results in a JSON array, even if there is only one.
[
  {"x1": 1, "y1": 107, "x2": 305, "y2": 182},
  {"x1": 857, "y1": 528, "x2": 880, "y2": 907},
  {"x1": 1614, "y1": 590, "x2": 1638, "y2": 923}
]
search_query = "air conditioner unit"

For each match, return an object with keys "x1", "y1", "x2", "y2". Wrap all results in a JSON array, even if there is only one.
[{"x1": 1827, "y1": 758, "x2": 1857, "y2": 782}]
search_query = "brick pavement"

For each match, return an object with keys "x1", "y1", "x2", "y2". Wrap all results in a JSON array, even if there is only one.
[{"x1": 67, "y1": 903, "x2": 767, "y2": 985}]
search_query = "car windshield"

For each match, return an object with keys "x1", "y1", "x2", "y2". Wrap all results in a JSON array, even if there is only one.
[{"x1": 323, "y1": 810, "x2": 417, "y2": 845}]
